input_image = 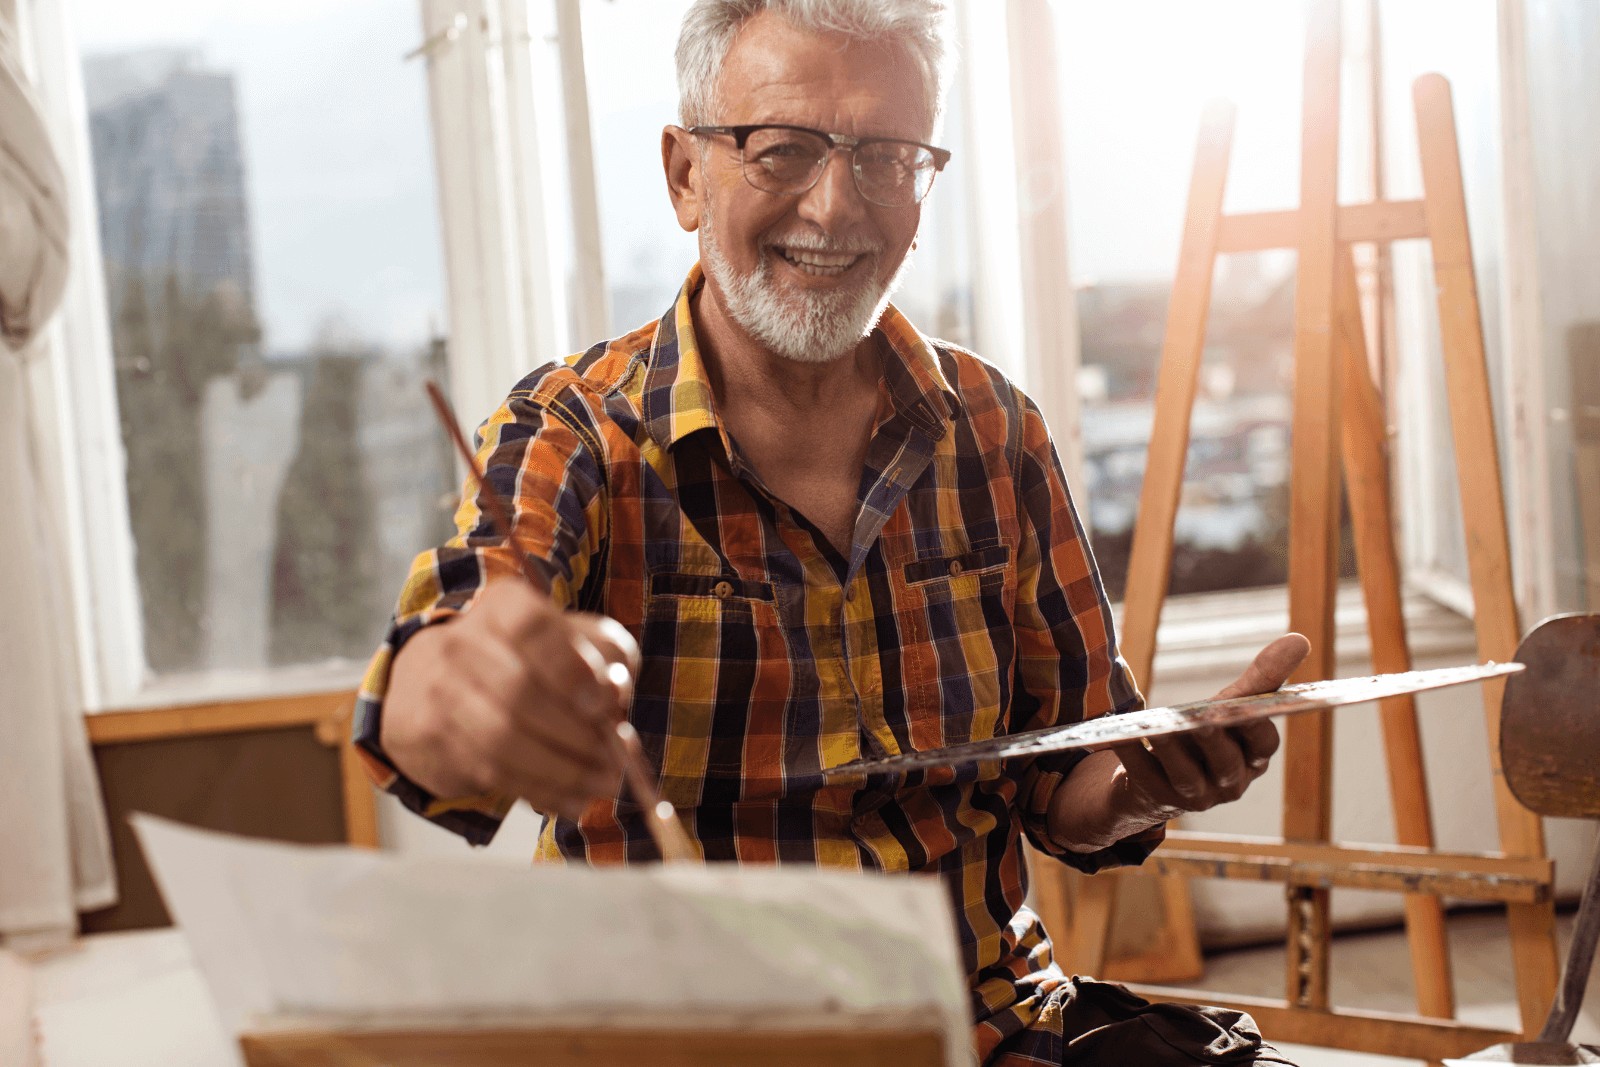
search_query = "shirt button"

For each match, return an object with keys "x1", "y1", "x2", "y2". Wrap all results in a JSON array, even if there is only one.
[
  {"x1": 949, "y1": 560, "x2": 964, "y2": 577},
  {"x1": 845, "y1": 586, "x2": 856, "y2": 602},
  {"x1": 713, "y1": 580, "x2": 734, "y2": 598}
]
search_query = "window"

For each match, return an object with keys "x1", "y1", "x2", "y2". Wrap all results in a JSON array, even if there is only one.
[
  {"x1": 1378, "y1": 0, "x2": 1508, "y2": 616},
  {"x1": 46, "y1": 0, "x2": 1591, "y2": 717},
  {"x1": 1057, "y1": 1, "x2": 1314, "y2": 601},
  {"x1": 65, "y1": 1, "x2": 455, "y2": 703}
]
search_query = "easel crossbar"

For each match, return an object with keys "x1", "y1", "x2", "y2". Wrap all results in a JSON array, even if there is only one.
[
  {"x1": 1215, "y1": 198, "x2": 1429, "y2": 254},
  {"x1": 1150, "y1": 832, "x2": 1553, "y2": 904},
  {"x1": 1123, "y1": 986, "x2": 1521, "y2": 1061}
]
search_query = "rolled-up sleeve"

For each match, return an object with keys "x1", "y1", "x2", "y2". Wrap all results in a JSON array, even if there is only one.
[
  {"x1": 351, "y1": 374, "x2": 610, "y2": 846},
  {"x1": 1008, "y1": 396, "x2": 1159, "y2": 873}
]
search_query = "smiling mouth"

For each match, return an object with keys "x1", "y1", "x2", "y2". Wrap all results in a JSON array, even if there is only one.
[{"x1": 772, "y1": 246, "x2": 869, "y2": 277}]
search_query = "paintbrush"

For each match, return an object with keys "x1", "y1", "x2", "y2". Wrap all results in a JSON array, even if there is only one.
[{"x1": 424, "y1": 381, "x2": 698, "y2": 864}]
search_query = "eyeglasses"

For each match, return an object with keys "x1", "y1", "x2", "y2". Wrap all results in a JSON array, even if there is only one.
[{"x1": 687, "y1": 123, "x2": 951, "y2": 207}]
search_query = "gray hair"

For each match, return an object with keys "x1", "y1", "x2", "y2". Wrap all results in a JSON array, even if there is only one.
[{"x1": 675, "y1": 0, "x2": 953, "y2": 131}]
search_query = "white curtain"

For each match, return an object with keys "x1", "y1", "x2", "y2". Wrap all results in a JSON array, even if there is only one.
[
  {"x1": 0, "y1": 349, "x2": 116, "y2": 952},
  {"x1": 0, "y1": 0, "x2": 115, "y2": 952}
]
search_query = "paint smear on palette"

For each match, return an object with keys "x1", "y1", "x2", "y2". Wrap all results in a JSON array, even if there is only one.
[{"x1": 824, "y1": 661, "x2": 1523, "y2": 782}]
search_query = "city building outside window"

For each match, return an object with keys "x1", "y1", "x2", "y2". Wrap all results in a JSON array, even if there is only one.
[{"x1": 67, "y1": 1, "x2": 456, "y2": 701}]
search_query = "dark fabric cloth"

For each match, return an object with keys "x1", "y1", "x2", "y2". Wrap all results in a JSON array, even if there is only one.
[{"x1": 987, "y1": 975, "x2": 1297, "y2": 1065}]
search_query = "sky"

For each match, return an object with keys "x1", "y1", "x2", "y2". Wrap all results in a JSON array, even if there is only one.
[{"x1": 70, "y1": 0, "x2": 446, "y2": 354}]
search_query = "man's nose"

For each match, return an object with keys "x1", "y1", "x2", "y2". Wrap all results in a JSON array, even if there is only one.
[{"x1": 797, "y1": 147, "x2": 869, "y2": 229}]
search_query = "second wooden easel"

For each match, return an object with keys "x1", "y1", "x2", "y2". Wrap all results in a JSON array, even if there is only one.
[{"x1": 1031, "y1": 1, "x2": 1562, "y2": 1061}]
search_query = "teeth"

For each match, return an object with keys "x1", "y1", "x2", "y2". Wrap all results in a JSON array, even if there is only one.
[{"x1": 777, "y1": 247, "x2": 862, "y2": 275}]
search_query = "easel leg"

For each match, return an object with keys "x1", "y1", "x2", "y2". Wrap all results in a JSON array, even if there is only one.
[
  {"x1": 1413, "y1": 73, "x2": 1559, "y2": 1035},
  {"x1": 1281, "y1": 0, "x2": 1345, "y2": 1011},
  {"x1": 1067, "y1": 873, "x2": 1117, "y2": 977},
  {"x1": 1335, "y1": 249, "x2": 1455, "y2": 1020}
]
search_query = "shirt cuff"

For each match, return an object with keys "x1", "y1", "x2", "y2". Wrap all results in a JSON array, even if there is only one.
[
  {"x1": 350, "y1": 611, "x2": 512, "y2": 847},
  {"x1": 1018, "y1": 753, "x2": 1166, "y2": 874}
]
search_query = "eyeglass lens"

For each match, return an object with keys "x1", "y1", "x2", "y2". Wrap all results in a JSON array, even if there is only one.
[{"x1": 742, "y1": 127, "x2": 936, "y2": 206}]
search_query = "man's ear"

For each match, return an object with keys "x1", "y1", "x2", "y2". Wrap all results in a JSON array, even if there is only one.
[{"x1": 662, "y1": 125, "x2": 704, "y2": 233}]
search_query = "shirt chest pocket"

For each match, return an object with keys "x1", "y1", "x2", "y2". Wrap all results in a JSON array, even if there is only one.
[
  {"x1": 896, "y1": 541, "x2": 1016, "y2": 749},
  {"x1": 632, "y1": 571, "x2": 788, "y2": 809}
]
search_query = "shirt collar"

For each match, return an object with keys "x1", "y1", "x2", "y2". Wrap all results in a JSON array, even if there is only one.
[{"x1": 641, "y1": 263, "x2": 961, "y2": 452}]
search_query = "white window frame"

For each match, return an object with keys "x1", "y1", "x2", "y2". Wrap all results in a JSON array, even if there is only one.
[
  {"x1": 1492, "y1": 0, "x2": 1561, "y2": 622},
  {"x1": 414, "y1": 0, "x2": 571, "y2": 434}
]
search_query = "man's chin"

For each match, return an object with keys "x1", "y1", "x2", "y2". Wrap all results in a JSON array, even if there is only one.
[
  {"x1": 769, "y1": 318, "x2": 881, "y2": 365},
  {"x1": 707, "y1": 244, "x2": 891, "y2": 363}
]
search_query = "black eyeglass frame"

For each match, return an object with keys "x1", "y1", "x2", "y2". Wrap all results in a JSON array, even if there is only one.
[{"x1": 687, "y1": 123, "x2": 952, "y2": 206}]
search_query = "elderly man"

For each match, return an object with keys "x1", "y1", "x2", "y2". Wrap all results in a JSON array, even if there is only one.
[{"x1": 355, "y1": 1, "x2": 1308, "y2": 1062}]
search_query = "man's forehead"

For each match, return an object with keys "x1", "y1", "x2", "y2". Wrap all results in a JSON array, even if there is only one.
[{"x1": 713, "y1": 11, "x2": 933, "y2": 135}]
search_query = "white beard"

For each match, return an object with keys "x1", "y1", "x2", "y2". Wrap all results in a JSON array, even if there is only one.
[{"x1": 700, "y1": 199, "x2": 911, "y2": 365}]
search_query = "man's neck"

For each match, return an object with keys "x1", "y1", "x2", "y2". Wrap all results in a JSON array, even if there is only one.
[{"x1": 692, "y1": 283, "x2": 881, "y2": 419}]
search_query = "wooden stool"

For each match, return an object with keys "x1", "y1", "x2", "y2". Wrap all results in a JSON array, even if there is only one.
[{"x1": 1451, "y1": 614, "x2": 1600, "y2": 1064}]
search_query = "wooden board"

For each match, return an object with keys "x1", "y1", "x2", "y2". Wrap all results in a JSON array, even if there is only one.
[
  {"x1": 1147, "y1": 831, "x2": 1552, "y2": 904},
  {"x1": 240, "y1": 1026, "x2": 947, "y2": 1067}
]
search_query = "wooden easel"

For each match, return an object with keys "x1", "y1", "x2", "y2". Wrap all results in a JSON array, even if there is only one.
[{"x1": 1034, "y1": 1, "x2": 1562, "y2": 1060}]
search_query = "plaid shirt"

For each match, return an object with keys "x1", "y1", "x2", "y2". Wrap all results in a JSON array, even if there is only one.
[{"x1": 354, "y1": 265, "x2": 1159, "y2": 1062}]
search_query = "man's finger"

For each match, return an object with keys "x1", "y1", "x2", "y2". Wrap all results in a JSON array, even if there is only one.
[
  {"x1": 571, "y1": 612, "x2": 642, "y2": 674},
  {"x1": 1212, "y1": 633, "x2": 1312, "y2": 700},
  {"x1": 1122, "y1": 734, "x2": 1207, "y2": 805},
  {"x1": 569, "y1": 613, "x2": 641, "y2": 704},
  {"x1": 1186, "y1": 726, "x2": 1249, "y2": 796},
  {"x1": 1228, "y1": 720, "x2": 1280, "y2": 771}
]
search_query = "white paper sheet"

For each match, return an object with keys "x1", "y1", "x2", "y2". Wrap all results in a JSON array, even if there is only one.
[{"x1": 131, "y1": 815, "x2": 971, "y2": 1066}]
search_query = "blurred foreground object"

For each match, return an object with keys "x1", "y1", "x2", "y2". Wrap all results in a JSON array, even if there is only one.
[
  {"x1": 133, "y1": 815, "x2": 968, "y2": 1067},
  {"x1": 1450, "y1": 614, "x2": 1600, "y2": 1065}
]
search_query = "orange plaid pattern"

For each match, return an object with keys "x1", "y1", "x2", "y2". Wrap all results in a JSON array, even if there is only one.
[{"x1": 354, "y1": 265, "x2": 1155, "y2": 1061}]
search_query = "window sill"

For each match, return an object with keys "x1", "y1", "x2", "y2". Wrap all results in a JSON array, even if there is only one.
[{"x1": 87, "y1": 659, "x2": 367, "y2": 717}]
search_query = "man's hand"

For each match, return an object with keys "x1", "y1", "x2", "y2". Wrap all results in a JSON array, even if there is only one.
[
  {"x1": 1047, "y1": 633, "x2": 1311, "y2": 853},
  {"x1": 1110, "y1": 632, "x2": 1312, "y2": 825},
  {"x1": 380, "y1": 579, "x2": 640, "y2": 821}
]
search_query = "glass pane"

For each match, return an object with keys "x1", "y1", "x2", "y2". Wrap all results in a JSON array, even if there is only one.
[
  {"x1": 1059, "y1": 1, "x2": 1310, "y2": 599},
  {"x1": 578, "y1": 0, "x2": 696, "y2": 334},
  {"x1": 73, "y1": 1, "x2": 455, "y2": 679},
  {"x1": 1379, "y1": 0, "x2": 1501, "y2": 597},
  {"x1": 1519, "y1": 5, "x2": 1600, "y2": 612}
]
